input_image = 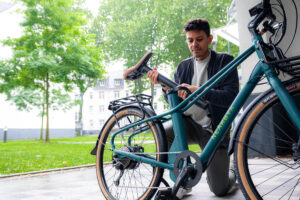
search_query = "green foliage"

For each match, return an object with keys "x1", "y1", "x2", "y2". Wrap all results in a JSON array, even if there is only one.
[
  {"x1": 1, "y1": 0, "x2": 105, "y2": 141},
  {"x1": 92, "y1": 0, "x2": 238, "y2": 93}
]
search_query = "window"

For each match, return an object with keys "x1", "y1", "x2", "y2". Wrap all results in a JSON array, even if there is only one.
[
  {"x1": 154, "y1": 103, "x2": 157, "y2": 110},
  {"x1": 154, "y1": 88, "x2": 157, "y2": 96},
  {"x1": 99, "y1": 80, "x2": 105, "y2": 86},
  {"x1": 114, "y1": 79, "x2": 122, "y2": 86},
  {"x1": 114, "y1": 91, "x2": 120, "y2": 98},
  {"x1": 99, "y1": 91, "x2": 104, "y2": 99},
  {"x1": 99, "y1": 105, "x2": 105, "y2": 112},
  {"x1": 90, "y1": 120, "x2": 94, "y2": 128},
  {"x1": 89, "y1": 92, "x2": 93, "y2": 99},
  {"x1": 126, "y1": 90, "x2": 129, "y2": 97},
  {"x1": 89, "y1": 106, "x2": 93, "y2": 113},
  {"x1": 99, "y1": 119, "x2": 105, "y2": 127}
]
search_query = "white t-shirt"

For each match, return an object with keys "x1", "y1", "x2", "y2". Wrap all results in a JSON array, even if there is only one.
[{"x1": 183, "y1": 53, "x2": 212, "y2": 131}]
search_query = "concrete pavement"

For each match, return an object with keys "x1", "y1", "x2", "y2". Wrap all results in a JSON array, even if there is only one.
[{"x1": 0, "y1": 166, "x2": 244, "y2": 200}]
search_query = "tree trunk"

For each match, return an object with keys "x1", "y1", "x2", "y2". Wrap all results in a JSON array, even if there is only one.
[
  {"x1": 76, "y1": 92, "x2": 83, "y2": 136},
  {"x1": 40, "y1": 103, "x2": 45, "y2": 140},
  {"x1": 138, "y1": 79, "x2": 142, "y2": 93},
  {"x1": 45, "y1": 73, "x2": 50, "y2": 143}
]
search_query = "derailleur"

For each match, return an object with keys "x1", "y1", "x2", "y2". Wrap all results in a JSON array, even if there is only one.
[{"x1": 112, "y1": 145, "x2": 144, "y2": 186}]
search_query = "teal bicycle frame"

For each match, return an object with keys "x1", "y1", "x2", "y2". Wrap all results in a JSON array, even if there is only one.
[{"x1": 110, "y1": 34, "x2": 300, "y2": 175}]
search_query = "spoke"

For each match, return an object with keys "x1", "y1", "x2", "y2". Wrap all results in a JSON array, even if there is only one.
[
  {"x1": 239, "y1": 140, "x2": 295, "y2": 168},
  {"x1": 250, "y1": 163, "x2": 282, "y2": 176},
  {"x1": 255, "y1": 166, "x2": 290, "y2": 187},
  {"x1": 273, "y1": 107, "x2": 299, "y2": 136},
  {"x1": 259, "y1": 112, "x2": 296, "y2": 143},
  {"x1": 131, "y1": 169, "x2": 138, "y2": 199},
  {"x1": 124, "y1": 171, "x2": 130, "y2": 200},
  {"x1": 278, "y1": 176, "x2": 300, "y2": 200},
  {"x1": 287, "y1": 176, "x2": 300, "y2": 200},
  {"x1": 256, "y1": 121, "x2": 295, "y2": 145},
  {"x1": 141, "y1": 163, "x2": 154, "y2": 174},
  {"x1": 261, "y1": 173, "x2": 300, "y2": 197}
]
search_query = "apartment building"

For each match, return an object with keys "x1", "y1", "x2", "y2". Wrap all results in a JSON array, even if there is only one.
[{"x1": 80, "y1": 69, "x2": 168, "y2": 134}]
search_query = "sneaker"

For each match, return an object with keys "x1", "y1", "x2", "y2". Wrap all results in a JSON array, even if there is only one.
[
  {"x1": 227, "y1": 168, "x2": 238, "y2": 194},
  {"x1": 176, "y1": 187, "x2": 192, "y2": 199}
]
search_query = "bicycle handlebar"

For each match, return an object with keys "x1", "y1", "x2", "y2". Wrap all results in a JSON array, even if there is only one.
[{"x1": 248, "y1": 0, "x2": 276, "y2": 36}]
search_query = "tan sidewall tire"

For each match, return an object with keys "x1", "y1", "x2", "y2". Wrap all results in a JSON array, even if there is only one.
[
  {"x1": 96, "y1": 109, "x2": 161, "y2": 200},
  {"x1": 236, "y1": 82, "x2": 300, "y2": 200}
]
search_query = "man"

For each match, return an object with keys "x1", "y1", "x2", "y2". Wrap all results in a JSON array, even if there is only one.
[{"x1": 147, "y1": 18, "x2": 239, "y2": 198}]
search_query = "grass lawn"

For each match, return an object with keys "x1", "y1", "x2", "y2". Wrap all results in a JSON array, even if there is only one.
[
  {"x1": 0, "y1": 135, "x2": 98, "y2": 175},
  {"x1": 0, "y1": 135, "x2": 201, "y2": 175}
]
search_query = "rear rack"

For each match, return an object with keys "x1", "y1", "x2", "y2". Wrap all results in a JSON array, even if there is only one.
[
  {"x1": 262, "y1": 44, "x2": 300, "y2": 78},
  {"x1": 108, "y1": 93, "x2": 153, "y2": 112},
  {"x1": 270, "y1": 55, "x2": 300, "y2": 77},
  {"x1": 108, "y1": 94, "x2": 154, "y2": 132}
]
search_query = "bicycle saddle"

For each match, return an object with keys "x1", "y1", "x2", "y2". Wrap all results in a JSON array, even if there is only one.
[{"x1": 123, "y1": 52, "x2": 153, "y2": 80}]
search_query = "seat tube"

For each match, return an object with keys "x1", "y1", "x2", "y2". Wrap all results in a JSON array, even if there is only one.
[{"x1": 167, "y1": 93, "x2": 188, "y2": 164}]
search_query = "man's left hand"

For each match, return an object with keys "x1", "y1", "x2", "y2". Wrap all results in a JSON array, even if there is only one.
[{"x1": 177, "y1": 83, "x2": 199, "y2": 99}]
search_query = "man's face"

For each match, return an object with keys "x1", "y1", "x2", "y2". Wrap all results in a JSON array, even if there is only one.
[{"x1": 186, "y1": 30, "x2": 213, "y2": 61}]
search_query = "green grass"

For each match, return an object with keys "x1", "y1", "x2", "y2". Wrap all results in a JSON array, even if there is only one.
[
  {"x1": 0, "y1": 136, "x2": 98, "y2": 175},
  {"x1": 0, "y1": 135, "x2": 201, "y2": 175}
]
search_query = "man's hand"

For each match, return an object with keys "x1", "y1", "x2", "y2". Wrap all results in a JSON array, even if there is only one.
[
  {"x1": 147, "y1": 67, "x2": 169, "y2": 91},
  {"x1": 178, "y1": 83, "x2": 199, "y2": 99},
  {"x1": 147, "y1": 67, "x2": 160, "y2": 84}
]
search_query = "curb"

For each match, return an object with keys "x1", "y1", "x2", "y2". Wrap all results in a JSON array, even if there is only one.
[{"x1": 0, "y1": 164, "x2": 96, "y2": 179}]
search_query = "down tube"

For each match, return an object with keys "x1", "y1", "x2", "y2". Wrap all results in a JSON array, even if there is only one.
[{"x1": 200, "y1": 64, "x2": 264, "y2": 169}]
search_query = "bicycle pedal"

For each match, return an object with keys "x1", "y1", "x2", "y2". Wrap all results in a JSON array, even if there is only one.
[{"x1": 154, "y1": 188, "x2": 175, "y2": 200}]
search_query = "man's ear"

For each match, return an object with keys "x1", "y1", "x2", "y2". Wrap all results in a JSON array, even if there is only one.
[{"x1": 208, "y1": 34, "x2": 213, "y2": 44}]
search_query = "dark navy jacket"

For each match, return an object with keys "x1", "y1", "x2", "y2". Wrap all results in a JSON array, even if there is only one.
[{"x1": 172, "y1": 50, "x2": 239, "y2": 131}]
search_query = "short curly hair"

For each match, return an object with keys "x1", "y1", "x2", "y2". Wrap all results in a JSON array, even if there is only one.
[{"x1": 183, "y1": 18, "x2": 210, "y2": 37}]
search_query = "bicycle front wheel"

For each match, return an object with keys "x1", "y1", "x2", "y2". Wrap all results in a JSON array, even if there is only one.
[
  {"x1": 234, "y1": 79, "x2": 300, "y2": 200},
  {"x1": 96, "y1": 106, "x2": 167, "y2": 200}
]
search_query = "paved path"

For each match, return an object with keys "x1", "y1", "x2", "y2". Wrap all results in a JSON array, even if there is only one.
[{"x1": 0, "y1": 167, "x2": 244, "y2": 200}]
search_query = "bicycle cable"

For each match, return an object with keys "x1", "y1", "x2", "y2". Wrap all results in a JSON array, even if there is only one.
[
  {"x1": 284, "y1": 0, "x2": 298, "y2": 54},
  {"x1": 271, "y1": 1, "x2": 286, "y2": 45}
]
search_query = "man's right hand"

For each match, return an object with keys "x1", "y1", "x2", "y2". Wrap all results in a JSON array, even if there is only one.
[{"x1": 147, "y1": 67, "x2": 160, "y2": 84}]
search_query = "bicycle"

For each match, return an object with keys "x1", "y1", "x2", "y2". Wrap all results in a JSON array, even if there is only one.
[{"x1": 91, "y1": 0, "x2": 300, "y2": 199}]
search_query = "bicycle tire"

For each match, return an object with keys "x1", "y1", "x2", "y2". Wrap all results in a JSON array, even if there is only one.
[
  {"x1": 96, "y1": 106, "x2": 167, "y2": 200},
  {"x1": 234, "y1": 78, "x2": 300, "y2": 200}
]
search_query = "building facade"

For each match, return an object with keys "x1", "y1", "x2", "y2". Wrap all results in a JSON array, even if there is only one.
[{"x1": 80, "y1": 68, "x2": 168, "y2": 135}]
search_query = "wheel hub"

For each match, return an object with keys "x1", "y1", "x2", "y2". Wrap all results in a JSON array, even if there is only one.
[{"x1": 112, "y1": 145, "x2": 143, "y2": 170}]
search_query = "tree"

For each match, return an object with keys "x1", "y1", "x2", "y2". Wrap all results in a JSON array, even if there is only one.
[
  {"x1": 92, "y1": 0, "x2": 238, "y2": 96},
  {"x1": 1, "y1": 0, "x2": 104, "y2": 142}
]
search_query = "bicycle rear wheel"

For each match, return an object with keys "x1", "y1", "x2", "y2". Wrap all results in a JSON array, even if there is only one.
[
  {"x1": 96, "y1": 106, "x2": 167, "y2": 200},
  {"x1": 234, "y1": 79, "x2": 300, "y2": 200}
]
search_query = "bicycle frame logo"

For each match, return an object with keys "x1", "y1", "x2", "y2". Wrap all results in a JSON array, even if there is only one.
[{"x1": 212, "y1": 106, "x2": 235, "y2": 139}]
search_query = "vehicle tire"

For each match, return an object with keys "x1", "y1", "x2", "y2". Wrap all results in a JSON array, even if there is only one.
[
  {"x1": 96, "y1": 106, "x2": 167, "y2": 200},
  {"x1": 234, "y1": 78, "x2": 300, "y2": 200}
]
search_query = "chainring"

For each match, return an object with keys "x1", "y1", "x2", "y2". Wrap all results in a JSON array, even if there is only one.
[{"x1": 173, "y1": 150, "x2": 202, "y2": 188}]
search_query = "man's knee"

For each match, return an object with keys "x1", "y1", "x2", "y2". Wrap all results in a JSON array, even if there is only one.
[{"x1": 207, "y1": 176, "x2": 230, "y2": 197}]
